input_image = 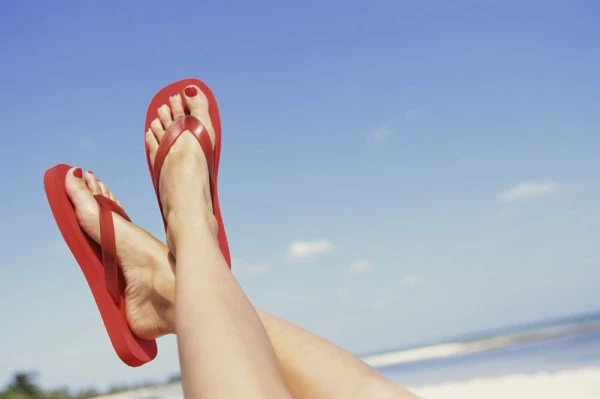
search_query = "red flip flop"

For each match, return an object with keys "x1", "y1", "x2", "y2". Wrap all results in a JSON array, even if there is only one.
[
  {"x1": 43, "y1": 164, "x2": 157, "y2": 367},
  {"x1": 145, "y1": 78, "x2": 231, "y2": 267}
]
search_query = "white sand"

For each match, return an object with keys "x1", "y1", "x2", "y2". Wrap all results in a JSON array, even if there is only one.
[
  {"x1": 95, "y1": 367, "x2": 600, "y2": 399},
  {"x1": 409, "y1": 367, "x2": 600, "y2": 399}
]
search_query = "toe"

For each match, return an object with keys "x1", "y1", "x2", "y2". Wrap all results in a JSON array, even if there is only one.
[
  {"x1": 183, "y1": 85, "x2": 209, "y2": 119},
  {"x1": 98, "y1": 180, "x2": 110, "y2": 197},
  {"x1": 83, "y1": 171, "x2": 102, "y2": 196},
  {"x1": 64, "y1": 168, "x2": 85, "y2": 198},
  {"x1": 182, "y1": 84, "x2": 215, "y2": 148},
  {"x1": 96, "y1": 179, "x2": 120, "y2": 204},
  {"x1": 107, "y1": 189, "x2": 120, "y2": 205},
  {"x1": 169, "y1": 94, "x2": 185, "y2": 120},
  {"x1": 146, "y1": 129, "x2": 159, "y2": 168},
  {"x1": 151, "y1": 118, "x2": 165, "y2": 140},
  {"x1": 64, "y1": 167, "x2": 99, "y2": 221},
  {"x1": 157, "y1": 104, "x2": 173, "y2": 129}
]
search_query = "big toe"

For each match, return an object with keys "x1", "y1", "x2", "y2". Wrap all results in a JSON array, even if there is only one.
[
  {"x1": 183, "y1": 85, "x2": 215, "y2": 147},
  {"x1": 183, "y1": 85, "x2": 209, "y2": 116},
  {"x1": 65, "y1": 169, "x2": 118, "y2": 242},
  {"x1": 65, "y1": 168, "x2": 100, "y2": 230}
]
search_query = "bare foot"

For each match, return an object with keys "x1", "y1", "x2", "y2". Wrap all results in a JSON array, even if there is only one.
[
  {"x1": 145, "y1": 85, "x2": 219, "y2": 248},
  {"x1": 65, "y1": 168, "x2": 175, "y2": 339}
]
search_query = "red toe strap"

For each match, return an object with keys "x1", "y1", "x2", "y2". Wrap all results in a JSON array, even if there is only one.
[
  {"x1": 152, "y1": 115, "x2": 215, "y2": 202},
  {"x1": 95, "y1": 195, "x2": 131, "y2": 307}
]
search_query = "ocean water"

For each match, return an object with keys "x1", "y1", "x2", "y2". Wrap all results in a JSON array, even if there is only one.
[
  {"x1": 91, "y1": 313, "x2": 600, "y2": 398},
  {"x1": 375, "y1": 313, "x2": 600, "y2": 386}
]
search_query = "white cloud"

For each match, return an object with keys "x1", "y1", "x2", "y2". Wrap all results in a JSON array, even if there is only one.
[
  {"x1": 287, "y1": 239, "x2": 335, "y2": 261},
  {"x1": 368, "y1": 126, "x2": 391, "y2": 142},
  {"x1": 498, "y1": 180, "x2": 558, "y2": 202},
  {"x1": 232, "y1": 258, "x2": 271, "y2": 276},
  {"x1": 79, "y1": 137, "x2": 96, "y2": 151},
  {"x1": 347, "y1": 259, "x2": 373, "y2": 274},
  {"x1": 398, "y1": 275, "x2": 424, "y2": 287}
]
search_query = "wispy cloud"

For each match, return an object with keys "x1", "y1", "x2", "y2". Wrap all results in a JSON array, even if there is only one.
[
  {"x1": 233, "y1": 258, "x2": 272, "y2": 276},
  {"x1": 287, "y1": 239, "x2": 335, "y2": 261},
  {"x1": 398, "y1": 274, "x2": 424, "y2": 287},
  {"x1": 347, "y1": 259, "x2": 373, "y2": 274},
  {"x1": 79, "y1": 137, "x2": 96, "y2": 151},
  {"x1": 367, "y1": 126, "x2": 391, "y2": 142},
  {"x1": 498, "y1": 180, "x2": 558, "y2": 202}
]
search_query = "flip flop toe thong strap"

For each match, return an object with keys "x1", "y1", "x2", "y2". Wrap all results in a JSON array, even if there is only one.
[
  {"x1": 95, "y1": 195, "x2": 131, "y2": 307},
  {"x1": 152, "y1": 115, "x2": 215, "y2": 197}
]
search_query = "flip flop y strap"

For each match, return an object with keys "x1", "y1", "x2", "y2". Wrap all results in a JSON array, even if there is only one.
[
  {"x1": 151, "y1": 115, "x2": 215, "y2": 201},
  {"x1": 94, "y1": 194, "x2": 131, "y2": 307}
]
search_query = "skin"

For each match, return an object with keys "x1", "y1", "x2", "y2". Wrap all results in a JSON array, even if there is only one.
[{"x1": 64, "y1": 87, "x2": 416, "y2": 399}]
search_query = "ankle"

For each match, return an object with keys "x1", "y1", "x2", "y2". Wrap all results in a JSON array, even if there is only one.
[
  {"x1": 162, "y1": 305, "x2": 177, "y2": 335},
  {"x1": 166, "y1": 209, "x2": 219, "y2": 251}
]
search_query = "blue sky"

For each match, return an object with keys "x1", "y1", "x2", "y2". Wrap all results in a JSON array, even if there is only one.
[{"x1": 1, "y1": 0, "x2": 599, "y2": 391}]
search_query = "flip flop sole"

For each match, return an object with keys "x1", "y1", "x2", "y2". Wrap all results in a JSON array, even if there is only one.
[
  {"x1": 144, "y1": 78, "x2": 231, "y2": 266},
  {"x1": 44, "y1": 163, "x2": 157, "y2": 367}
]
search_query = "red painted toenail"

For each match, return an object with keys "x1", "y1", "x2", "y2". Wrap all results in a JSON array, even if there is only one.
[
  {"x1": 73, "y1": 168, "x2": 82, "y2": 178},
  {"x1": 184, "y1": 86, "x2": 197, "y2": 97}
]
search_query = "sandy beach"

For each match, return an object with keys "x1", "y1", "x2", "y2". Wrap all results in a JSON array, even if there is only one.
[
  {"x1": 410, "y1": 367, "x2": 600, "y2": 399},
  {"x1": 94, "y1": 367, "x2": 600, "y2": 399}
]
